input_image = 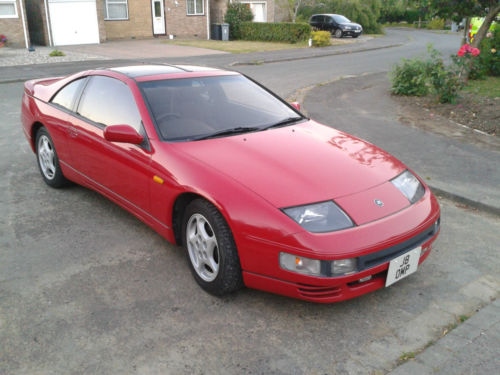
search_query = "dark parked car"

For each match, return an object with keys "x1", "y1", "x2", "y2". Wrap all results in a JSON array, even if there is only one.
[{"x1": 309, "y1": 14, "x2": 363, "y2": 38}]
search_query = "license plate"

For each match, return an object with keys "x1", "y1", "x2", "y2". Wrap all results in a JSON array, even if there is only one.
[{"x1": 385, "y1": 247, "x2": 421, "y2": 287}]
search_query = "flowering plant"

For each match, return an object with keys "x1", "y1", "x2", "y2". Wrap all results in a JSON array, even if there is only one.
[
  {"x1": 457, "y1": 44, "x2": 480, "y2": 57},
  {"x1": 0, "y1": 34, "x2": 7, "y2": 47}
]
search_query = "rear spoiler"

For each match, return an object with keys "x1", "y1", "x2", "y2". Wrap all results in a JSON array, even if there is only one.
[{"x1": 24, "y1": 76, "x2": 63, "y2": 101}]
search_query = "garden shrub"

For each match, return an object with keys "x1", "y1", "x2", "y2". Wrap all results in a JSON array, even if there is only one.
[
  {"x1": 427, "y1": 18, "x2": 445, "y2": 30},
  {"x1": 239, "y1": 22, "x2": 311, "y2": 43},
  {"x1": 391, "y1": 46, "x2": 464, "y2": 103},
  {"x1": 224, "y1": 3, "x2": 253, "y2": 40},
  {"x1": 311, "y1": 31, "x2": 331, "y2": 47},
  {"x1": 477, "y1": 31, "x2": 500, "y2": 77},
  {"x1": 391, "y1": 58, "x2": 431, "y2": 96}
]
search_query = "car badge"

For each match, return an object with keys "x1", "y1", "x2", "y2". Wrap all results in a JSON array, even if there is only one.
[{"x1": 374, "y1": 199, "x2": 384, "y2": 207}]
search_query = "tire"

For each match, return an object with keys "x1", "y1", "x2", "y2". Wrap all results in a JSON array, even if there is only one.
[
  {"x1": 335, "y1": 29, "x2": 343, "y2": 38},
  {"x1": 181, "y1": 199, "x2": 243, "y2": 296},
  {"x1": 35, "y1": 127, "x2": 68, "y2": 188}
]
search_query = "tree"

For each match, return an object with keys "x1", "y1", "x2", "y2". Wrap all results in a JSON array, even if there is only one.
[
  {"x1": 278, "y1": 0, "x2": 314, "y2": 22},
  {"x1": 427, "y1": 0, "x2": 500, "y2": 47}
]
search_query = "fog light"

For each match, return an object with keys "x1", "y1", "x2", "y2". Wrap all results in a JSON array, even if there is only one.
[
  {"x1": 279, "y1": 252, "x2": 321, "y2": 276},
  {"x1": 331, "y1": 258, "x2": 357, "y2": 276}
]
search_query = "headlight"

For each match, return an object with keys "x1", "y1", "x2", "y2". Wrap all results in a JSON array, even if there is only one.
[
  {"x1": 331, "y1": 258, "x2": 357, "y2": 276},
  {"x1": 343, "y1": 26, "x2": 351, "y2": 30},
  {"x1": 282, "y1": 201, "x2": 354, "y2": 233},
  {"x1": 280, "y1": 253, "x2": 358, "y2": 277},
  {"x1": 280, "y1": 253, "x2": 321, "y2": 276},
  {"x1": 391, "y1": 170, "x2": 425, "y2": 204}
]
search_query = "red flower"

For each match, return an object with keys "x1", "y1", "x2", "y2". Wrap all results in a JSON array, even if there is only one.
[{"x1": 457, "y1": 44, "x2": 480, "y2": 57}]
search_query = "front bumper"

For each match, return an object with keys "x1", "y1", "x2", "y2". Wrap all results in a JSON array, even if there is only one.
[
  {"x1": 239, "y1": 190, "x2": 440, "y2": 302},
  {"x1": 243, "y1": 222, "x2": 438, "y2": 303},
  {"x1": 343, "y1": 30, "x2": 362, "y2": 37}
]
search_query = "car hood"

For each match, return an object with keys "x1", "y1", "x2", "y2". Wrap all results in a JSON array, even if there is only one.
[
  {"x1": 341, "y1": 22, "x2": 362, "y2": 29},
  {"x1": 173, "y1": 120, "x2": 406, "y2": 210}
]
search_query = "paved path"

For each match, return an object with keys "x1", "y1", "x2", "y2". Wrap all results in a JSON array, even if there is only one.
[{"x1": 389, "y1": 299, "x2": 500, "y2": 375}]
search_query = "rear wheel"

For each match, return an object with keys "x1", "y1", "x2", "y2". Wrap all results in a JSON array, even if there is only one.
[
  {"x1": 182, "y1": 199, "x2": 243, "y2": 296},
  {"x1": 35, "y1": 127, "x2": 68, "y2": 188},
  {"x1": 335, "y1": 29, "x2": 343, "y2": 38}
]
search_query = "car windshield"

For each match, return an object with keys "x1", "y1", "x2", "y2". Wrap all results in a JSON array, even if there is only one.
[
  {"x1": 333, "y1": 15, "x2": 351, "y2": 23},
  {"x1": 139, "y1": 75, "x2": 303, "y2": 142}
]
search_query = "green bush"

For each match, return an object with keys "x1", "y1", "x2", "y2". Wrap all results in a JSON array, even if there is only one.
[
  {"x1": 311, "y1": 31, "x2": 331, "y2": 47},
  {"x1": 427, "y1": 18, "x2": 445, "y2": 30},
  {"x1": 477, "y1": 31, "x2": 500, "y2": 77},
  {"x1": 224, "y1": 3, "x2": 253, "y2": 40},
  {"x1": 391, "y1": 58, "x2": 431, "y2": 96},
  {"x1": 391, "y1": 46, "x2": 463, "y2": 103},
  {"x1": 239, "y1": 22, "x2": 311, "y2": 43}
]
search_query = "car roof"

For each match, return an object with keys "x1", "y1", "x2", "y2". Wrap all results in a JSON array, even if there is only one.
[
  {"x1": 109, "y1": 64, "x2": 222, "y2": 79},
  {"x1": 311, "y1": 14, "x2": 342, "y2": 17}
]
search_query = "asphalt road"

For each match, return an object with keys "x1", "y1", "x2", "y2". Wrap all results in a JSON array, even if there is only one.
[{"x1": 1, "y1": 29, "x2": 499, "y2": 375}]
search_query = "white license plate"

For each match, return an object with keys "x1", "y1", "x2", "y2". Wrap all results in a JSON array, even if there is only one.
[{"x1": 385, "y1": 247, "x2": 421, "y2": 287}]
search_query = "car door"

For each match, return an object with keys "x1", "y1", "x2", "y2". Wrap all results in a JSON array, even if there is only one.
[
  {"x1": 47, "y1": 77, "x2": 88, "y2": 165},
  {"x1": 68, "y1": 75, "x2": 151, "y2": 213},
  {"x1": 310, "y1": 15, "x2": 320, "y2": 29},
  {"x1": 327, "y1": 16, "x2": 337, "y2": 33}
]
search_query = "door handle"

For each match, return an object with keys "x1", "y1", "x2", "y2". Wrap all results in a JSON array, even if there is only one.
[{"x1": 68, "y1": 126, "x2": 78, "y2": 138}]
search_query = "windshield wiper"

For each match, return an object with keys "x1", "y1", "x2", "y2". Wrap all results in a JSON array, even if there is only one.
[
  {"x1": 194, "y1": 126, "x2": 261, "y2": 141},
  {"x1": 261, "y1": 116, "x2": 304, "y2": 130}
]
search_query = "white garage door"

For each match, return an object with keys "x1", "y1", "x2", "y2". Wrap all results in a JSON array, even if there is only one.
[{"x1": 49, "y1": 0, "x2": 99, "y2": 46}]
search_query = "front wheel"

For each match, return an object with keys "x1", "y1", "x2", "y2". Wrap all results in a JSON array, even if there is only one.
[
  {"x1": 35, "y1": 127, "x2": 68, "y2": 188},
  {"x1": 182, "y1": 199, "x2": 243, "y2": 296},
  {"x1": 335, "y1": 29, "x2": 343, "y2": 38}
]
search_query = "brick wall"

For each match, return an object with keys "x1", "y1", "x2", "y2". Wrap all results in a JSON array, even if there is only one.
[
  {"x1": 0, "y1": 0, "x2": 29, "y2": 48},
  {"x1": 104, "y1": 0, "x2": 208, "y2": 40},
  {"x1": 165, "y1": 0, "x2": 207, "y2": 39},
  {"x1": 210, "y1": 0, "x2": 226, "y2": 24},
  {"x1": 273, "y1": 0, "x2": 289, "y2": 22},
  {"x1": 104, "y1": 0, "x2": 154, "y2": 39}
]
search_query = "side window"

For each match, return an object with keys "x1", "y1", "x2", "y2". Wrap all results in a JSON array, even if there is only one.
[
  {"x1": 51, "y1": 78, "x2": 86, "y2": 111},
  {"x1": 327, "y1": 16, "x2": 334, "y2": 24},
  {"x1": 77, "y1": 76, "x2": 142, "y2": 132}
]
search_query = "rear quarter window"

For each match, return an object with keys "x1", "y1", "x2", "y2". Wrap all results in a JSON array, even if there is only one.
[
  {"x1": 51, "y1": 78, "x2": 86, "y2": 111},
  {"x1": 77, "y1": 75, "x2": 142, "y2": 131}
]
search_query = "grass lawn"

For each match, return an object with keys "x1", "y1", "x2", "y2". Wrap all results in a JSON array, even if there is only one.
[
  {"x1": 464, "y1": 77, "x2": 500, "y2": 98},
  {"x1": 161, "y1": 40, "x2": 309, "y2": 54}
]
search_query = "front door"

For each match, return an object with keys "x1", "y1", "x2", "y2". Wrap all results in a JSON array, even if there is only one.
[{"x1": 152, "y1": 0, "x2": 165, "y2": 35}]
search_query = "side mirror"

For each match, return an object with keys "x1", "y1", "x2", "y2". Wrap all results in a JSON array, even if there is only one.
[
  {"x1": 104, "y1": 124, "x2": 144, "y2": 145},
  {"x1": 290, "y1": 102, "x2": 301, "y2": 111}
]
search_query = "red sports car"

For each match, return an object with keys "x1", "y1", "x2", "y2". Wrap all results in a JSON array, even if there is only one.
[{"x1": 21, "y1": 65, "x2": 440, "y2": 303}]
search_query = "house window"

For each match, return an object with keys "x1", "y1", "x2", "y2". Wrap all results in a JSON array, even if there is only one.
[
  {"x1": 105, "y1": 0, "x2": 128, "y2": 20},
  {"x1": 0, "y1": 0, "x2": 18, "y2": 18},
  {"x1": 186, "y1": 0, "x2": 203, "y2": 15}
]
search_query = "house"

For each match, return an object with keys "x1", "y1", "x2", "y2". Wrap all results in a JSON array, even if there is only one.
[
  {"x1": 0, "y1": 0, "x2": 30, "y2": 48},
  {"x1": 20, "y1": 0, "x2": 275, "y2": 47}
]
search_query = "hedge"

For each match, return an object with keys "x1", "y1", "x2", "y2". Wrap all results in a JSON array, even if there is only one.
[{"x1": 239, "y1": 22, "x2": 311, "y2": 43}]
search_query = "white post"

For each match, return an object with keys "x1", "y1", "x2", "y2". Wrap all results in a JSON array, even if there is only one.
[
  {"x1": 206, "y1": 0, "x2": 210, "y2": 40},
  {"x1": 18, "y1": 0, "x2": 29, "y2": 49},
  {"x1": 44, "y1": 0, "x2": 53, "y2": 46}
]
